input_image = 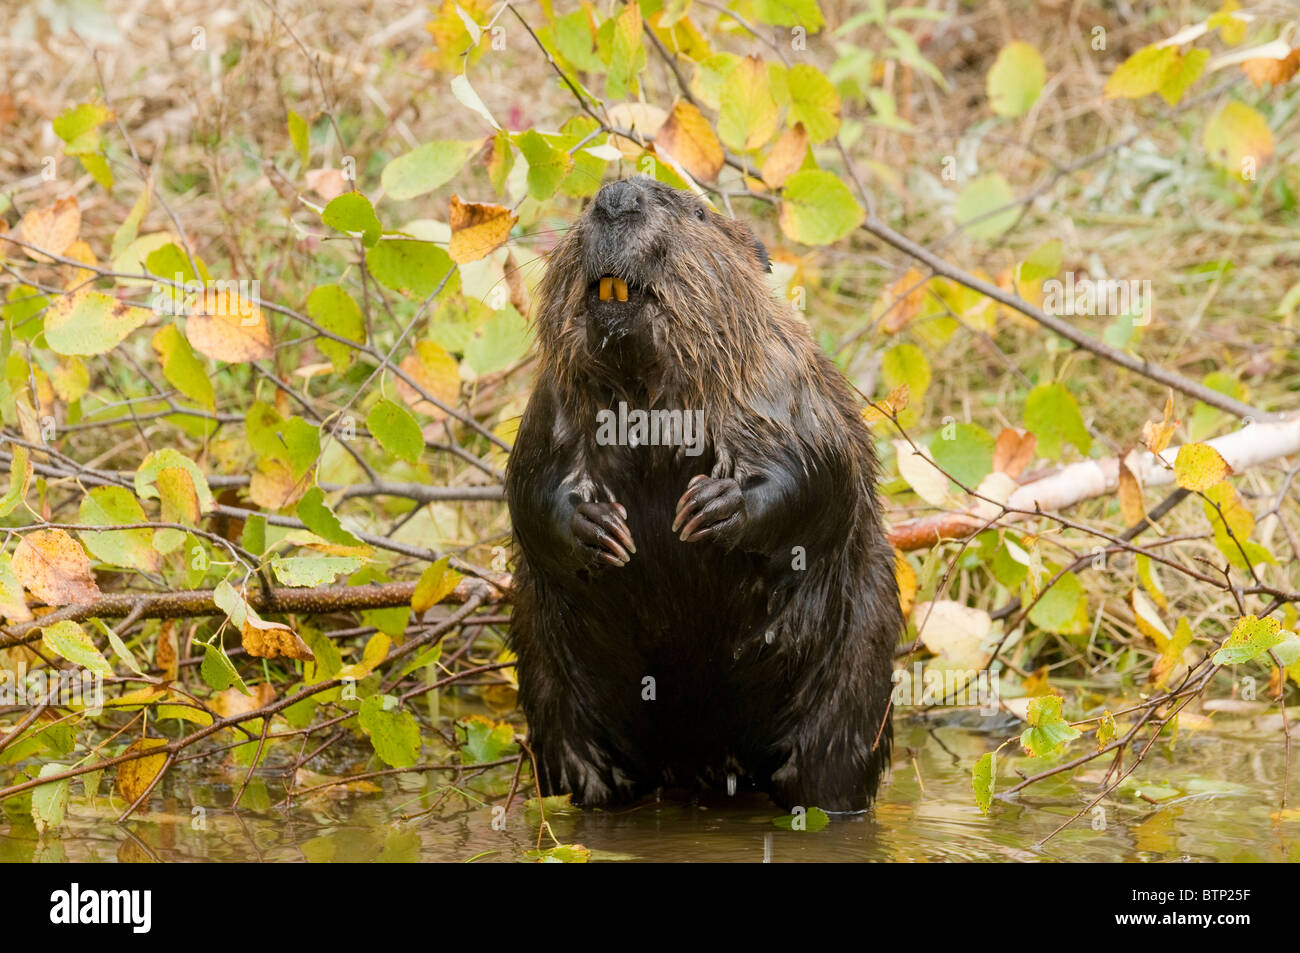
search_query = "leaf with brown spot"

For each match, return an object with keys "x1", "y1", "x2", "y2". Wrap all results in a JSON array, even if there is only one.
[
  {"x1": 213, "y1": 579, "x2": 314, "y2": 662},
  {"x1": 19, "y1": 197, "x2": 80, "y2": 262},
  {"x1": 115, "y1": 738, "x2": 169, "y2": 805},
  {"x1": 44, "y1": 290, "x2": 153, "y2": 356},
  {"x1": 656, "y1": 100, "x2": 725, "y2": 183},
  {"x1": 761, "y1": 122, "x2": 809, "y2": 189},
  {"x1": 12, "y1": 529, "x2": 101, "y2": 606},
  {"x1": 185, "y1": 286, "x2": 273, "y2": 362},
  {"x1": 448, "y1": 196, "x2": 517, "y2": 264},
  {"x1": 992, "y1": 428, "x2": 1036, "y2": 478}
]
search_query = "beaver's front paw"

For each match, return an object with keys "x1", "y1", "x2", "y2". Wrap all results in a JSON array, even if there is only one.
[
  {"x1": 672, "y1": 475, "x2": 745, "y2": 545},
  {"x1": 571, "y1": 501, "x2": 636, "y2": 568}
]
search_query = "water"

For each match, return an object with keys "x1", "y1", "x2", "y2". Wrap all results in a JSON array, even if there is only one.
[{"x1": 2, "y1": 710, "x2": 1295, "y2": 862}]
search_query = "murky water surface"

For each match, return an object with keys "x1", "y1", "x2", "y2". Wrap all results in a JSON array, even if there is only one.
[{"x1": 3, "y1": 710, "x2": 1295, "y2": 862}]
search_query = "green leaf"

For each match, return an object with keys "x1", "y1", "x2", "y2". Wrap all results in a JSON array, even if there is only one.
[
  {"x1": 718, "y1": 55, "x2": 779, "y2": 152},
  {"x1": 359, "y1": 695, "x2": 422, "y2": 768},
  {"x1": 43, "y1": 291, "x2": 152, "y2": 356},
  {"x1": 135, "y1": 448, "x2": 214, "y2": 512},
  {"x1": 987, "y1": 41, "x2": 1045, "y2": 117},
  {"x1": 367, "y1": 399, "x2": 424, "y2": 464},
  {"x1": 296, "y1": 487, "x2": 364, "y2": 546},
  {"x1": 954, "y1": 174, "x2": 1018, "y2": 240},
  {"x1": 930, "y1": 422, "x2": 995, "y2": 489},
  {"x1": 604, "y1": 2, "x2": 646, "y2": 100},
  {"x1": 515, "y1": 130, "x2": 573, "y2": 201},
  {"x1": 754, "y1": 0, "x2": 824, "y2": 28},
  {"x1": 458, "y1": 714, "x2": 517, "y2": 764},
  {"x1": 462, "y1": 305, "x2": 531, "y2": 376},
  {"x1": 78, "y1": 486, "x2": 159, "y2": 572},
  {"x1": 1025, "y1": 382, "x2": 1090, "y2": 459},
  {"x1": 269, "y1": 555, "x2": 365, "y2": 587},
  {"x1": 200, "y1": 641, "x2": 249, "y2": 695},
  {"x1": 31, "y1": 764, "x2": 70, "y2": 834},
  {"x1": 53, "y1": 103, "x2": 113, "y2": 153},
  {"x1": 1027, "y1": 567, "x2": 1089, "y2": 636},
  {"x1": 381, "y1": 140, "x2": 475, "y2": 201},
  {"x1": 322, "y1": 192, "x2": 382, "y2": 248},
  {"x1": 972, "y1": 752, "x2": 994, "y2": 814},
  {"x1": 41, "y1": 620, "x2": 112, "y2": 675},
  {"x1": 305, "y1": 285, "x2": 365, "y2": 372},
  {"x1": 245, "y1": 405, "x2": 321, "y2": 480},
  {"x1": 88, "y1": 618, "x2": 147, "y2": 678},
  {"x1": 1017, "y1": 239, "x2": 1062, "y2": 283},
  {"x1": 1212, "y1": 615, "x2": 1288, "y2": 666},
  {"x1": 288, "y1": 109, "x2": 310, "y2": 168},
  {"x1": 771, "y1": 806, "x2": 831, "y2": 831},
  {"x1": 778, "y1": 170, "x2": 864, "y2": 245},
  {"x1": 152, "y1": 324, "x2": 215, "y2": 409},
  {"x1": 1019, "y1": 695, "x2": 1081, "y2": 758},
  {"x1": 0, "y1": 444, "x2": 30, "y2": 518},
  {"x1": 366, "y1": 239, "x2": 456, "y2": 299},
  {"x1": 787, "y1": 64, "x2": 840, "y2": 143},
  {"x1": 881, "y1": 343, "x2": 931, "y2": 398}
]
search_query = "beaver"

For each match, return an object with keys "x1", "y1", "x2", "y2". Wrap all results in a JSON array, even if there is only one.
[{"x1": 505, "y1": 176, "x2": 900, "y2": 812}]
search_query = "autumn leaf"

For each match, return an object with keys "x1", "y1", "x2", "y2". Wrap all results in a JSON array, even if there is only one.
[
  {"x1": 214, "y1": 580, "x2": 314, "y2": 662},
  {"x1": 992, "y1": 428, "x2": 1036, "y2": 478},
  {"x1": 44, "y1": 290, "x2": 153, "y2": 356},
  {"x1": 656, "y1": 100, "x2": 725, "y2": 183},
  {"x1": 1118, "y1": 455, "x2": 1145, "y2": 527},
  {"x1": 12, "y1": 529, "x2": 101, "y2": 606},
  {"x1": 871, "y1": 267, "x2": 933, "y2": 334},
  {"x1": 396, "y1": 340, "x2": 461, "y2": 417},
  {"x1": 116, "y1": 738, "x2": 169, "y2": 805},
  {"x1": 19, "y1": 197, "x2": 80, "y2": 262},
  {"x1": 185, "y1": 286, "x2": 274, "y2": 362},
  {"x1": 1241, "y1": 48, "x2": 1300, "y2": 88},
  {"x1": 447, "y1": 195, "x2": 516, "y2": 264},
  {"x1": 760, "y1": 122, "x2": 808, "y2": 190},
  {"x1": 1173, "y1": 442, "x2": 1231, "y2": 492},
  {"x1": 1142, "y1": 393, "x2": 1178, "y2": 454}
]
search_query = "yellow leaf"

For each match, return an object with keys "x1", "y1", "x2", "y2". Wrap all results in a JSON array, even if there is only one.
[
  {"x1": 185, "y1": 286, "x2": 273, "y2": 362},
  {"x1": 656, "y1": 100, "x2": 725, "y2": 183},
  {"x1": 19, "y1": 197, "x2": 80, "y2": 262},
  {"x1": 396, "y1": 340, "x2": 461, "y2": 418},
  {"x1": 1173, "y1": 442, "x2": 1231, "y2": 492},
  {"x1": 448, "y1": 196, "x2": 517, "y2": 265},
  {"x1": 760, "y1": 122, "x2": 808, "y2": 190},
  {"x1": 12, "y1": 529, "x2": 101, "y2": 607},
  {"x1": 894, "y1": 551, "x2": 916, "y2": 617},
  {"x1": 115, "y1": 738, "x2": 169, "y2": 805}
]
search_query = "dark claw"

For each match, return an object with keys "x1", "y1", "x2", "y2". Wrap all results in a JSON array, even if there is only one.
[
  {"x1": 572, "y1": 501, "x2": 635, "y2": 568},
  {"x1": 672, "y1": 477, "x2": 744, "y2": 544}
]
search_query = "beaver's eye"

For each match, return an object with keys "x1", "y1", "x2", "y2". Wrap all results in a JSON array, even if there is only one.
[{"x1": 694, "y1": 207, "x2": 706, "y2": 221}]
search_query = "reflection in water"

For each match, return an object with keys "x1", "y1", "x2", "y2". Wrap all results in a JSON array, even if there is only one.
[{"x1": 2, "y1": 711, "x2": 1296, "y2": 862}]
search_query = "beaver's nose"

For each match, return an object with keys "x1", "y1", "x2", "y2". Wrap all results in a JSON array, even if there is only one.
[{"x1": 594, "y1": 179, "x2": 643, "y2": 218}]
